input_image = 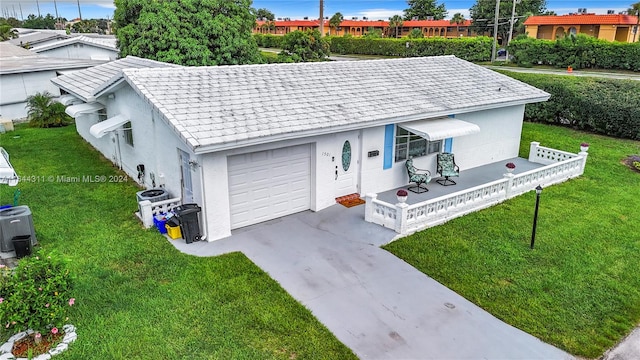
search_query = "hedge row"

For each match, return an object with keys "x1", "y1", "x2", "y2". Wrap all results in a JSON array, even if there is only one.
[
  {"x1": 254, "y1": 34, "x2": 285, "y2": 48},
  {"x1": 508, "y1": 35, "x2": 640, "y2": 72},
  {"x1": 497, "y1": 70, "x2": 640, "y2": 140},
  {"x1": 328, "y1": 36, "x2": 493, "y2": 62}
]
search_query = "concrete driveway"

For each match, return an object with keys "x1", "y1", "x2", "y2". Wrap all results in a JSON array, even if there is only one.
[{"x1": 169, "y1": 205, "x2": 573, "y2": 359}]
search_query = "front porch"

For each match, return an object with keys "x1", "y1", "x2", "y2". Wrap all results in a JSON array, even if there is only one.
[{"x1": 365, "y1": 142, "x2": 588, "y2": 236}]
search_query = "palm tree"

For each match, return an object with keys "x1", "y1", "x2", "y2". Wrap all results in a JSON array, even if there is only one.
[
  {"x1": 450, "y1": 12, "x2": 466, "y2": 37},
  {"x1": 26, "y1": 92, "x2": 55, "y2": 128},
  {"x1": 0, "y1": 25, "x2": 18, "y2": 41},
  {"x1": 628, "y1": 2, "x2": 640, "y2": 42},
  {"x1": 389, "y1": 15, "x2": 404, "y2": 38},
  {"x1": 329, "y1": 12, "x2": 343, "y2": 36}
]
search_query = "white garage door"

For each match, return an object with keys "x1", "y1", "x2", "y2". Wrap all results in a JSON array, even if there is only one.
[{"x1": 228, "y1": 144, "x2": 311, "y2": 229}]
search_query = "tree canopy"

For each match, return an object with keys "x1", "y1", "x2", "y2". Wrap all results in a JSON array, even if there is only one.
[
  {"x1": 403, "y1": 0, "x2": 447, "y2": 21},
  {"x1": 254, "y1": 8, "x2": 275, "y2": 21},
  {"x1": 469, "y1": 0, "x2": 547, "y2": 43},
  {"x1": 22, "y1": 14, "x2": 57, "y2": 29},
  {"x1": 389, "y1": 15, "x2": 404, "y2": 38},
  {"x1": 114, "y1": 0, "x2": 261, "y2": 66},
  {"x1": 279, "y1": 29, "x2": 329, "y2": 62}
]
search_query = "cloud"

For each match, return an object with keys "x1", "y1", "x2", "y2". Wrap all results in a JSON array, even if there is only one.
[
  {"x1": 446, "y1": 9, "x2": 471, "y2": 20},
  {"x1": 355, "y1": 9, "x2": 403, "y2": 20}
]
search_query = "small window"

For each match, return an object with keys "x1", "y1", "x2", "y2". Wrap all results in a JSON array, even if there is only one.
[
  {"x1": 395, "y1": 126, "x2": 441, "y2": 162},
  {"x1": 123, "y1": 121, "x2": 133, "y2": 147},
  {"x1": 97, "y1": 109, "x2": 107, "y2": 122}
]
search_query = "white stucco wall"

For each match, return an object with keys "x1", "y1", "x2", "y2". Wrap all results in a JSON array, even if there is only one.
[
  {"x1": 71, "y1": 83, "x2": 528, "y2": 242},
  {"x1": 0, "y1": 71, "x2": 61, "y2": 119},
  {"x1": 74, "y1": 86, "x2": 202, "y2": 215},
  {"x1": 37, "y1": 44, "x2": 118, "y2": 60}
]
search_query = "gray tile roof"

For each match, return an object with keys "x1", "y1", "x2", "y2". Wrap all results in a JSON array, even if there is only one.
[
  {"x1": 0, "y1": 43, "x2": 105, "y2": 75},
  {"x1": 121, "y1": 56, "x2": 550, "y2": 153},
  {"x1": 51, "y1": 56, "x2": 181, "y2": 101},
  {"x1": 31, "y1": 35, "x2": 118, "y2": 53}
]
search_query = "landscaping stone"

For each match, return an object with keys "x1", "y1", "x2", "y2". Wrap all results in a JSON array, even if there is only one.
[{"x1": 0, "y1": 325, "x2": 77, "y2": 359}]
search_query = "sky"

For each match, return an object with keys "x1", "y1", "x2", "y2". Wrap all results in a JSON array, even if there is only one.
[{"x1": 0, "y1": 0, "x2": 635, "y2": 21}]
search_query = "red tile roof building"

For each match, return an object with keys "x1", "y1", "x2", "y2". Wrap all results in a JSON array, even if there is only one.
[
  {"x1": 524, "y1": 14, "x2": 639, "y2": 42},
  {"x1": 255, "y1": 19, "x2": 475, "y2": 38}
]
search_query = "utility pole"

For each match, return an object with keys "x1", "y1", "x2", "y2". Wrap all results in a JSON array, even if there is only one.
[
  {"x1": 36, "y1": 0, "x2": 41, "y2": 17},
  {"x1": 77, "y1": 0, "x2": 82, "y2": 20},
  {"x1": 506, "y1": 0, "x2": 519, "y2": 62},
  {"x1": 491, "y1": 0, "x2": 500, "y2": 62},
  {"x1": 319, "y1": 0, "x2": 324, "y2": 36},
  {"x1": 19, "y1": 3, "x2": 23, "y2": 20},
  {"x1": 54, "y1": 0, "x2": 60, "y2": 27}
]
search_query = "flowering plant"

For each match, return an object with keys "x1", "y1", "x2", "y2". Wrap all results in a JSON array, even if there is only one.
[
  {"x1": 581, "y1": 142, "x2": 589, "y2": 147},
  {"x1": 396, "y1": 189, "x2": 408, "y2": 197},
  {"x1": 0, "y1": 250, "x2": 75, "y2": 336},
  {"x1": 505, "y1": 162, "x2": 516, "y2": 169}
]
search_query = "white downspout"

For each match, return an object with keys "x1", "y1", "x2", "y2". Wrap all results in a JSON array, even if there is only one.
[{"x1": 197, "y1": 157, "x2": 208, "y2": 241}]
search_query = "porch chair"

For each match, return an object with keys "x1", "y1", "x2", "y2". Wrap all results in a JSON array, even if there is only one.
[
  {"x1": 436, "y1": 152, "x2": 459, "y2": 186},
  {"x1": 405, "y1": 158, "x2": 431, "y2": 193}
]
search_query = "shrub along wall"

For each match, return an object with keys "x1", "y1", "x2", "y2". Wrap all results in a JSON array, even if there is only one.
[
  {"x1": 254, "y1": 34, "x2": 285, "y2": 48},
  {"x1": 497, "y1": 70, "x2": 640, "y2": 140},
  {"x1": 328, "y1": 36, "x2": 493, "y2": 62},
  {"x1": 508, "y1": 35, "x2": 640, "y2": 72}
]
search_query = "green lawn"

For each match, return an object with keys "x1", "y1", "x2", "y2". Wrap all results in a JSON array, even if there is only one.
[
  {"x1": 384, "y1": 122, "x2": 640, "y2": 358},
  {"x1": 0, "y1": 125, "x2": 356, "y2": 359}
]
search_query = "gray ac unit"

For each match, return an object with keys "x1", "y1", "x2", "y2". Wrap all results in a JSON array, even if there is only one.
[
  {"x1": 136, "y1": 188, "x2": 170, "y2": 203},
  {"x1": 0, "y1": 206, "x2": 38, "y2": 253}
]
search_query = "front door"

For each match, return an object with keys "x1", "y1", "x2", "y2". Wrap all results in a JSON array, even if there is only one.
[
  {"x1": 178, "y1": 149, "x2": 194, "y2": 203},
  {"x1": 334, "y1": 131, "x2": 361, "y2": 197}
]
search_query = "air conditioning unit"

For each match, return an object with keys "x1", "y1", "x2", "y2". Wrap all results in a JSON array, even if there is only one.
[
  {"x1": 412, "y1": 16, "x2": 419, "y2": 20},
  {"x1": 426, "y1": 16, "x2": 435, "y2": 21},
  {"x1": 607, "y1": 10, "x2": 615, "y2": 14},
  {"x1": 137, "y1": 188, "x2": 170, "y2": 203},
  {"x1": 362, "y1": 17, "x2": 368, "y2": 20},
  {"x1": 303, "y1": 16, "x2": 308, "y2": 20},
  {"x1": 0, "y1": 206, "x2": 37, "y2": 252},
  {"x1": 352, "y1": 17, "x2": 358, "y2": 20}
]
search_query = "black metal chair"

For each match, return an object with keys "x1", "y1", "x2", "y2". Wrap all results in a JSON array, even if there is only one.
[
  {"x1": 436, "y1": 152, "x2": 460, "y2": 186},
  {"x1": 405, "y1": 158, "x2": 431, "y2": 193}
]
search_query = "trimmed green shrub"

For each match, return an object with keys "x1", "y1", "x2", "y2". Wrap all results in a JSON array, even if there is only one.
[
  {"x1": 253, "y1": 34, "x2": 285, "y2": 48},
  {"x1": 509, "y1": 34, "x2": 640, "y2": 72},
  {"x1": 497, "y1": 70, "x2": 640, "y2": 140},
  {"x1": 328, "y1": 36, "x2": 493, "y2": 62}
]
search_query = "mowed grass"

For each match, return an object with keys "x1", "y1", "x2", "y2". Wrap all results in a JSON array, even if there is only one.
[
  {"x1": 384, "y1": 122, "x2": 640, "y2": 358},
  {"x1": 0, "y1": 125, "x2": 356, "y2": 359}
]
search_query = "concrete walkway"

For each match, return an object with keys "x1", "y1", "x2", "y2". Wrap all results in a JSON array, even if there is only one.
[{"x1": 169, "y1": 205, "x2": 573, "y2": 359}]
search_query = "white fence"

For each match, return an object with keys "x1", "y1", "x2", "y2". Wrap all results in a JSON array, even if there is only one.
[
  {"x1": 137, "y1": 197, "x2": 182, "y2": 228},
  {"x1": 365, "y1": 142, "x2": 588, "y2": 235}
]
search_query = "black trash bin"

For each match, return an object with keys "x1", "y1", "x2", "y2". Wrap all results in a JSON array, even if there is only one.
[
  {"x1": 12, "y1": 235, "x2": 32, "y2": 259},
  {"x1": 174, "y1": 204, "x2": 201, "y2": 244}
]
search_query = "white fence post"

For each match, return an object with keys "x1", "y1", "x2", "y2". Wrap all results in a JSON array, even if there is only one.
[
  {"x1": 139, "y1": 200, "x2": 153, "y2": 228},
  {"x1": 528, "y1": 141, "x2": 540, "y2": 162},
  {"x1": 364, "y1": 193, "x2": 377, "y2": 223},
  {"x1": 395, "y1": 203, "x2": 409, "y2": 234},
  {"x1": 503, "y1": 172, "x2": 515, "y2": 198},
  {"x1": 578, "y1": 147, "x2": 589, "y2": 174}
]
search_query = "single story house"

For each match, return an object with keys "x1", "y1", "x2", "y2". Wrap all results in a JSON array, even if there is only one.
[
  {"x1": 0, "y1": 43, "x2": 105, "y2": 120},
  {"x1": 30, "y1": 35, "x2": 118, "y2": 61},
  {"x1": 54, "y1": 56, "x2": 550, "y2": 241}
]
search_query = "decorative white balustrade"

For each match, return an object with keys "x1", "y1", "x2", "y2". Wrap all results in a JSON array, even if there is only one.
[
  {"x1": 365, "y1": 142, "x2": 588, "y2": 236},
  {"x1": 137, "y1": 197, "x2": 182, "y2": 228}
]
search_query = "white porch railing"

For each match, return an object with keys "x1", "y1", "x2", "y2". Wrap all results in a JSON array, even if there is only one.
[
  {"x1": 365, "y1": 142, "x2": 588, "y2": 236},
  {"x1": 137, "y1": 197, "x2": 182, "y2": 228}
]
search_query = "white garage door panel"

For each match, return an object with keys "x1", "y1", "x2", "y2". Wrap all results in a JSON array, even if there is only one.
[{"x1": 228, "y1": 144, "x2": 311, "y2": 229}]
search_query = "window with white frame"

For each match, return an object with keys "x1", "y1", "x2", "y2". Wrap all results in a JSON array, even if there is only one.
[
  {"x1": 123, "y1": 121, "x2": 134, "y2": 147},
  {"x1": 395, "y1": 126, "x2": 441, "y2": 162},
  {"x1": 97, "y1": 109, "x2": 108, "y2": 122}
]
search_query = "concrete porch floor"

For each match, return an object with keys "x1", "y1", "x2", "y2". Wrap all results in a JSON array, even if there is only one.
[{"x1": 375, "y1": 156, "x2": 544, "y2": 205}]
